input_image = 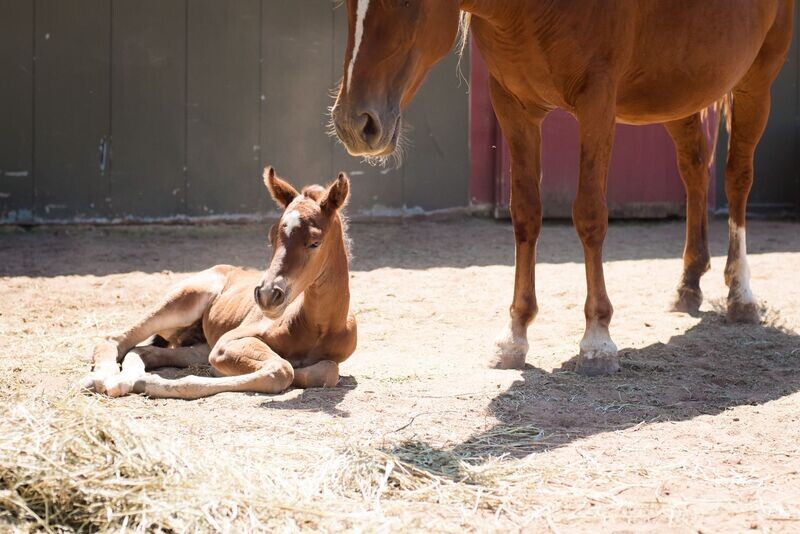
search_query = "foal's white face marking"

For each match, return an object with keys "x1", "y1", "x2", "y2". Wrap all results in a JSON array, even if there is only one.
[
  {"x1": 346, "y1": 0, "x2": 371, "y2": 92},
  {"x1": 283, "y1": 210, "x2": 301, "y2": 237}
]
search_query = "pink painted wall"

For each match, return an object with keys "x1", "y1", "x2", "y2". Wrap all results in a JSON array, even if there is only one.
[{"x1": 469, "y1": 42, "x2": 717, "y2": 218}]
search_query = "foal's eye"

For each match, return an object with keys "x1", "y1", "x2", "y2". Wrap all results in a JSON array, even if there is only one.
[{"x1": 308, "y1": 242, "x2": 321, "y2": 249}]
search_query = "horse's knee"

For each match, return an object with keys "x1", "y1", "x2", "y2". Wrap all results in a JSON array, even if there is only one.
[
  {"x1": 272, "y1": 359, "x2": 294, "y2": 391},
  {"x1": 208, "y1": 341, "x2": 235, "y2": 374},
  {"x1": 572, "y1": 208, "x2": 608, "y2": 248}
]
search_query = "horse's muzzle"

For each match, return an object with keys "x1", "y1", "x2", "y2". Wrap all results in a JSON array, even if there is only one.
[
  {"x1": 255, "y1": 277, "x2": 288, "y2": 318},
  {"x1": 332, "y1": 105, "x2": 400, "y2": 157}
]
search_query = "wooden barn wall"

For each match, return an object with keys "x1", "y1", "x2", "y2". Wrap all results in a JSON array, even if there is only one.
[{"x1": 0, "y1": 0, "x2": 470, "y2": 223}]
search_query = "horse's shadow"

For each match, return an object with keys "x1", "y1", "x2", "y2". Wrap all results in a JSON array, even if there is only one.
[
  {"x1": 389, "y1": 310, "x2": 800, "y2": 478},
  {"x1": 257, "y1": 375, "x2": 358, "y2": 417}
]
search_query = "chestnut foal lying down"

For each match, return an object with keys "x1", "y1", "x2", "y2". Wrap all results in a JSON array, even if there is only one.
[{"x1": 80, "y1": 168, "x2": 357, "y2": 399}]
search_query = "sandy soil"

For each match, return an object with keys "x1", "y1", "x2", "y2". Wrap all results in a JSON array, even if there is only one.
[{"x1": 1, "y1": 217, "x2": 799, "y2": 531}]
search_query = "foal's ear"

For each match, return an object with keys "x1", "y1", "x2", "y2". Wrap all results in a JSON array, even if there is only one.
[
  {"x1": 320, "y1": 172, "x2": 350, "y2": 213},
  {"x1": 263, "y1": 166, "x2": 299, "y2": 208}
]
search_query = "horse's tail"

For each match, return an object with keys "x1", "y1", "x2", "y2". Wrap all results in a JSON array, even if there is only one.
[{"x1": 705, "y1": 92, "x2": 733, "y2": 171}]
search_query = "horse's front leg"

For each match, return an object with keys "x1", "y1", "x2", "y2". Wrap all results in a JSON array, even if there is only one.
[
  {"x1": 292, "y1": 361, "x2": 339, "y2": 388},
  {"x1": 488, "y1": 78, "x2": 546, "y2": 369},
  {"x1": 572, "y1": 77, "x2": 620, "y2": 376}
]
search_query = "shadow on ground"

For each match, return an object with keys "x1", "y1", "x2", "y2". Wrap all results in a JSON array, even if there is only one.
[
  {"x1": 259, "y1": 375, "x2": 358, "y2": 417},
  {"x1": 388, "y1": 310, "x2": 800, "y2": 479},
  {"x1": 1, "y1": 219, "x2": 798, "y2": 277}
]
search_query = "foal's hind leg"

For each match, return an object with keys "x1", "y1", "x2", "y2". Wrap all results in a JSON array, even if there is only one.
[
  {"x1": 724, "y1": 11, "x2": 793, "y2": 323},
  {"x1": 102, "y1": 344, "x2": 211, "y2": 397},
  {"x1": 81, "y1": 267, "x2": 226, "y2": 392},
  {"x1": 664, "y1": 113, "x2": 711, "y2": 314}
]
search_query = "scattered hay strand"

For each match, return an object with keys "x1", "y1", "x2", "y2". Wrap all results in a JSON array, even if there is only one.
[{"x1": 0, "y1": 394, "x2": 550, "y2": 532}]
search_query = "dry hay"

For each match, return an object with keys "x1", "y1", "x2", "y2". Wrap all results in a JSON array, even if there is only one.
[{"x1": 0, "y1": 390, "x2": 554, "y2": 532}]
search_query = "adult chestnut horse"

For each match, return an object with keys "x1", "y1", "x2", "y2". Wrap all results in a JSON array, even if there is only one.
[
  {"x1": 331, "y1": 1, "x2": 795, "y2": 375},
  {"x1": 81, "y1": 168, "x2": 357, "y2": 398}
]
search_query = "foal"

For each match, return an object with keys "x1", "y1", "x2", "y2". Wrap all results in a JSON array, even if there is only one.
[{"x1": 81, "y1": 168, "x2": 357, "y2": 399}]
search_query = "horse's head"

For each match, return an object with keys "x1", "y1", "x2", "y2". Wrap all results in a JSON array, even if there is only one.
[
  {"x1": 256, "y1": 167, "x2": 350, "y2": 318},
  {"x1": 331, "y1": 0, "x2": 462, "y2": 162}
]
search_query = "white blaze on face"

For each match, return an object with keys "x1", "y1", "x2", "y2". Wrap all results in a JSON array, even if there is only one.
[
  {"x1": 346, "y1": 0, "x2": 370, "y2": 93},
  {"x1": 283, "y1": 210, "x2": 301, "y2": 237},
  {"x1": 731, "y1": 224, "x2": 754, "y2": 302}
]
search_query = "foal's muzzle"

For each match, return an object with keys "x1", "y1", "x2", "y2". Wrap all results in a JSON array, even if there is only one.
[{"x1": 255, "y1": 277, "x2": 288, "y2": 317}]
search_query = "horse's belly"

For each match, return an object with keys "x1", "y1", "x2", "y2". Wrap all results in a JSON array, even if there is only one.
[{"x1": 615, "y1": 0, "x2": 777, "y2": 123}]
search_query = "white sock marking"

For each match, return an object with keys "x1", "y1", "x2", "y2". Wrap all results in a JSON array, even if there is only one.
[
  {"x1": 283, "y1": 210, "x2": 301, "y2": 237},
  {"x1": 731, "y1": 225, "x2": 754, "y2": 302},
  {"x1": 346, "y1": 0, "x2": 370, "y2": 93},
  {"x1": 579, "y1": 323, "x2": 617, "y2": 359}
]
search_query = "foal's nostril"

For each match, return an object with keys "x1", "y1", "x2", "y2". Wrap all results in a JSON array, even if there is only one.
[
  {"x1": 360, "y1": 111, "x2": 382, "y2": 148},
  {"x1": 269, "y1": 286, "x2": 285, "y2": 307},
  {"x1": 254, "y1": 285, "x2": 262, "y2": 305}
]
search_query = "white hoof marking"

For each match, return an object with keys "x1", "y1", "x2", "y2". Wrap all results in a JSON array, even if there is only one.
[{"x1": 491, "y1": 322, "x2": 528, "y2": 369}]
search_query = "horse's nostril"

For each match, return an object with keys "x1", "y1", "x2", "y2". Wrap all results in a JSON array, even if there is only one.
[
  {"x1": 360, "y1": 112, "x2": 382, "y2": 147},
  {"x1": 269, "y1": 287, "x2": 285, "y2": 306},
  {"x1": 254, "y1": 285, "x2": 262, "y2": 304}
]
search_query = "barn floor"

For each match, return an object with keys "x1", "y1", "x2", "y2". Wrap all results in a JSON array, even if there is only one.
[{"x1": 1, "y1": 217, "x2": 799, "y2": 531}]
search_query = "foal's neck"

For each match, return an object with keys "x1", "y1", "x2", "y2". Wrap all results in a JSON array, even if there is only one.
[{"x1": 298, "y1": 216, "x2": 351, "y2": 333}]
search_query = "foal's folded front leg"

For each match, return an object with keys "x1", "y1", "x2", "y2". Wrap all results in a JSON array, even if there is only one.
[{"x1": 292, "y1": 360, "x2": 339, "y2": 389}]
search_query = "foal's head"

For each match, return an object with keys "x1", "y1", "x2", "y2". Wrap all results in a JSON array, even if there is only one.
[
  {"x1": 255, "y1": 167, "x2": 350, "y2": 318},
  {"x1": 330, "y1": 0, "x2": 463, "y2": 162}
]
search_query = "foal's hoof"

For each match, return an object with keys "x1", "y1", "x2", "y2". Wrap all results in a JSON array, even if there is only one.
[
  {"x1": 102, "y1": 375, "x2": 136, "y2": 398},
  {"x1": 489, "y1": 325, "x2": 528, "y2": 370},
  {"x1": 671, "y1": 286, "x2": 703, "y2": 314},
  {"x1": 78, "y1": 372, "x2": 106, "y2": 393},
  {"x1": 315, "y1": 361, "x2": 340, "y2": 388},
  {"x1": 726, "y1": 300, "x2": 760, "y2": 324},
  {"x1": 574, "y1": 351, "x2": 621, "y2": 376}
]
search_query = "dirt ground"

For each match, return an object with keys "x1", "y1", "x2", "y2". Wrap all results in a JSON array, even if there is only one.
[{"x1": 1, "y1": 216, "x2": 799, "y2": 531}]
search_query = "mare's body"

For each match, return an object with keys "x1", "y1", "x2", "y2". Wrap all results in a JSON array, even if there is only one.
[{"x1": 331, "y1": 0, "x2": 795, "y2": 373}]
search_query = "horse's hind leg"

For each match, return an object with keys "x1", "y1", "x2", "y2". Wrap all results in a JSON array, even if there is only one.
[
  {"x1": 81, "y1": 267, "x2": 226, "y2": 392},
  {"x1": 724, "y1": 9, "x2": 793, "y2": 323},
  {"x1": 128, "y1": 344, "x2": 211, "y2": 370},
  {"x1": 105, "y1": 333, "x2": 294, "y2": 399},
  {"x1": 665, "y1": 113, "x2": 711, "y2": 314},
  {"x1": 102, "y1": 344, "x2": 211, "y2": 397}
]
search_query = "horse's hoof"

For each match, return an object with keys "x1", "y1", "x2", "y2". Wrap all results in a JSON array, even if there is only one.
[
  {"x1": 316, "y1": 361, "x2": 340, "y2": 388},
  {"x1": 574, "y1": 350, "x2": 620, "y2": 376},
  {"x1": 670, "y1": 286, "x2": 703, "y2": 314},
  {"x1": 78, "y1": 372, "x2": 102, "y2": 393},
  {"x1": 726, "y1": 300, "x2": 760, "y2": 324},
  {"x1": 89, "y1": 340, "x2": 118, "y2": 364},
  {"x1": 490, "y1": 325, "x2": 528, "y2": 369},
  {"x1": 102, "y1": 375, "x2": 135, "y2": 398}
]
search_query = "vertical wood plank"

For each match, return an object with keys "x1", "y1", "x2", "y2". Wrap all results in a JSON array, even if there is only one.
[
  {"x1": 261, "y1": 0, "x2": 336, "y2": 210},
  {"x1": 187, "y1": 0, "x2": 261, "y2": 216},
  {"x1": 34, "y1": 0, "x2": 110, "y2": 220},
  {"x1": 0, "y1": 0, "x2": 34, "y2": 222},
  {"x1": 402, "y1": 50, "x2": 470, "y2": 211},
  {"x1": 110, "y1": 0, "x2": 186, "y2": 218}
]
